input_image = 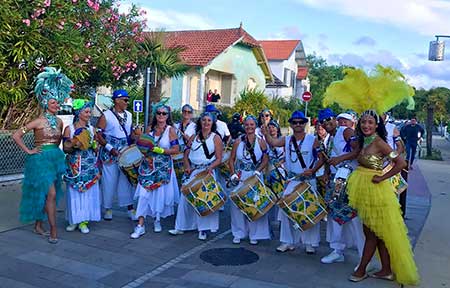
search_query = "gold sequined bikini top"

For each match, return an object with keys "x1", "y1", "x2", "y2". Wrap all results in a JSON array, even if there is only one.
[
  {"x1": 34, "y1": 123, "x2": 62, "y2": 146},
  {"x1": 357, "y1": 153, "x2": 384, "y2": 170}
]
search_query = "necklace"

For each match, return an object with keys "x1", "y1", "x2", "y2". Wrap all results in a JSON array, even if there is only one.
[
  {"x1": 363, "y1": 134, "x2": 377, "y2": 148},
  {"x1": 44, "y1": 112, "x2": 58, "y2": 130}
]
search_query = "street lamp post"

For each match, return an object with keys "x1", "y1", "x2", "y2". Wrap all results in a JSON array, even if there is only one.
[{"x1": 428, "y1": 35, "x2": 450, "y2": 61}]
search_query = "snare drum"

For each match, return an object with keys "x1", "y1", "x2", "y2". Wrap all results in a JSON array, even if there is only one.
[
  {"x1": 173, "y1": 153, "x2": 184, "y2": 184},
  {"x1": 325, "y1": 165, "x2": 358, "y2": 225},
  {"x1": 277, "y1": 182, "x2": 327, "y2": 232},
  {"x1": 118, "y1": 145, "x2": 143, "y2": 185},
  {"x1": 218, "y1": 150, "x2": 231, "y2": 178},
  {"x1": 180, "y1": 171, "x2": 226, "y2": 216},
  {"x1": 264, "y1": 166, "x2": 286, "y2": 198},
  {"x1": 230, "y1": 175, "x2": 277, "y2": 222},
  {"x1": 383, "y1": 164, "x2": 408, "y2": 194}
]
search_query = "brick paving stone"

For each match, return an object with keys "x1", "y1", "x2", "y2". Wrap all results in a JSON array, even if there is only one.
[
  {"x1": 0, "y1": 276, "x2": 39, "y2": 288},
  {"x1": 17, "y1": 251, "x2": 113, "y2": 280},
  {"x1": 181, "y1": 270, "x2": 238, "y2": 287}
]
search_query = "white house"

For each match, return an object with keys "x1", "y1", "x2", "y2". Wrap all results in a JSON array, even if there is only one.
[{"x1": 259, "y1": 40, "x2": 310, "y2": 100}]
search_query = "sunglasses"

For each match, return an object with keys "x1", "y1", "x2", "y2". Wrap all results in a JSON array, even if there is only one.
[
  {"x1": 120, "y1": 98, "x2": 129, "y2": 102},
  {"x1": 319, "y1": 117, "x2": 333, "y2": 124},
  {"x1": 156, "y1": 111, "x2": 168, "y2": 116},
  {"x1": 182, "y1": 110, "x2": 193, "y2": 114},
  {"x1": 291, "y1": 120, "x2": 306, "y2": 125},
  {"x1": 263, "y1": 114, "x2": 271, "y2": 118}
]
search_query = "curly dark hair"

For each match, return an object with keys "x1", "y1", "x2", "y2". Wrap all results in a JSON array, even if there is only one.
[{"x1": 356, "y1": 112, "x2": 387, "y2": 148}]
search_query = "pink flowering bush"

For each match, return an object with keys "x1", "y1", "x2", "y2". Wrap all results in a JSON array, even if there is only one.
[{"x1": 0, "y1": 0, "x2": 147, "y2": 128}]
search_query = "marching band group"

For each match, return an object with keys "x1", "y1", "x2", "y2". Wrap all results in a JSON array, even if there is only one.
[{"x1": 13, "y1": 67, "x2": 419, "y2": 285}]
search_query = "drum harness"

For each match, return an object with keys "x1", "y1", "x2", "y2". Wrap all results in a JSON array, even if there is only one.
[{"x1": 287, "y1": 136, "x2": 321, "y2": 200}]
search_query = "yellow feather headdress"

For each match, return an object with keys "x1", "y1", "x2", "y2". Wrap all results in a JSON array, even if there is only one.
[{"x1": 323, "y1": 65, "x2": 415, "y2": 116}]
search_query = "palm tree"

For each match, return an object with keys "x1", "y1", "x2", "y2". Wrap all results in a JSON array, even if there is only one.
[{"x1": 138, "y1": 31, "x2": 189, "y2": 103}]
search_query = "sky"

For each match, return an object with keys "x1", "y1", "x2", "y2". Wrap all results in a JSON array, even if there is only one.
[{"x1": 121, "y1": 0, "x2": 450, "y2": 89}]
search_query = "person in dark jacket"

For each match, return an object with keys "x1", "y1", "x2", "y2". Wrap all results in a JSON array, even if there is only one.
[
  {"x1": 228, "y1": 112, "x2": 245, "y2": 140},
  {"x1": 400, "y1": 117, "x2": 424, "y2": 168}
]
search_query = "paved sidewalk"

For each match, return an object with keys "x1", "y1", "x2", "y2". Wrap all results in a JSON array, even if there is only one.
[
  {"x1": 410, "y1": 136, "x2": 450, "y2": 288},
  {"x1": 0, "y1": 138, "x2": 442, "y2": 287}
]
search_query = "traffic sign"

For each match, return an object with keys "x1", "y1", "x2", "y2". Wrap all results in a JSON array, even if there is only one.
[
  {"x1": 302, "y1": 91, "x2": 312, "y2": 102},
  {"x1": 133, "y1": 100, "x2": 143, "y2": 113}
]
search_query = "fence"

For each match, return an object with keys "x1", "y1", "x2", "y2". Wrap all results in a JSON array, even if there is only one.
[{"x1": 0, "y1": 131, "x2": 34, "y2": 176}]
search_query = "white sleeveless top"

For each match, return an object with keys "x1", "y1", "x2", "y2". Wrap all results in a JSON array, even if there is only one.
[
  {"x1": 103, "y1": 109, "x2": 132, "y2": 138},
  {"x1": 189, "y1": 133, "x2": 217, "y2": 165},
  {"x1": 284, "y1": 134, "x2": 315, "y2": 174}
]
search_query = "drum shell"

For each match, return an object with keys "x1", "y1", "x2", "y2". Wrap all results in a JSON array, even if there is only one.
[
  {"x1": 230, "y1": 175, "x2": 276, "y2": 222},
  {"x1": 180, "y1": 170, "x2": 226, "y2": 216},
  {"x1": 277, "y1": 181, "x2": 327, "y2": 232},
  {"x1": 118, "y1": 145, "x2": 143, "y2": 185}
]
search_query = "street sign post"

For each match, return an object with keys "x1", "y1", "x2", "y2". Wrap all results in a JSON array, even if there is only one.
[
  {"x1": 133, "y1": 100, "x2": 143, "y2": 125},
  {"x1": 302, "y1": 91, "x2": 312, "y2": 117}
]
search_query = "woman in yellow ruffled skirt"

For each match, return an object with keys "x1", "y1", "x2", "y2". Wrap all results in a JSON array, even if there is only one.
[{"x1": 346, "y1": 111, "x2": 419, "y2": 285}]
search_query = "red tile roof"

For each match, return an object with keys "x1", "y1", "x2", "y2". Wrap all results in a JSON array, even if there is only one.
[
  {"x1": 259, "y1": 40, "x2": 300, "y2": 60},
  {"x1": 153, "y1": 28, "x2": 260, "y2": 67},
  {"x1": 297, "y1": 67, "x2": 309, "y2": 80}
]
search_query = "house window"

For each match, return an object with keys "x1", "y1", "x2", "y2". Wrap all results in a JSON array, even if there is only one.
[
  {"x1": 291, "y1": 72, "x2": 296, "y2": 88},
  {"x1": 283, "y1": 68, "x2": 289, "y2": 85}
]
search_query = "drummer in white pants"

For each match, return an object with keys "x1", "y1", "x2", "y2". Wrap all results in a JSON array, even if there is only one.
[
  {"x1": 263, "y1": 110, "x2": 325, "y2": 254},
  {"x1": 228, "y1": 115, "x2": 270, "y2": 245},
  {"x1": 96, "y1": 89, "x2": 137, "y2": 221},
  {"x1": 319, "y1": 110, "x2": 365, "y2": 264},
  {"x1": 168, "y1": 112, "x2": 224, "y2": 240}
]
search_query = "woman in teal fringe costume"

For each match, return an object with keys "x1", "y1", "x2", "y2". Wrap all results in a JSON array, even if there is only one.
[{"x1": 12, "y1": 67, "x2": 73, "y2": 244}]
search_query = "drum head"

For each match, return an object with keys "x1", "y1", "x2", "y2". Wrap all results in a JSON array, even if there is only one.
[{"x1": 119, "y1": 145, "x2": 143, "y2": 166}]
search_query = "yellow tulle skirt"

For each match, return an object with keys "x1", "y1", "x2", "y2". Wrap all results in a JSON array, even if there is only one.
[{"x1": 347, "y1": 166, "x2": 419, "y2": 285}]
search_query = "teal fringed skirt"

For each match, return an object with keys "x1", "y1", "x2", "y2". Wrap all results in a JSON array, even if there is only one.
[{"x1": 20, "y1": 144, "x2": 66, "y2": 223}]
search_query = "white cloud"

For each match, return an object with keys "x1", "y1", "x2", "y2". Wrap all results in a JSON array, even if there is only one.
[
  {"x1": 295, "y1": 0, "x2": 450, "y2": 36},
  {"x1": 119, "y1": 4, "x2": 214, "y2": 31},
  {"x1": 326, "y1": 49, "x2": 450, "y2": 89}
]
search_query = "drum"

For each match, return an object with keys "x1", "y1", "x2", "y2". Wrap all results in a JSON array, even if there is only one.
[
  {"x1": 230, "y1": 175, "x2": 277, "y2": 222},
  {"x1": 277, "y1": 182, "x2": 327, "y2": 232},
  {"x1": 383, "y1": 164, "x2": 408, "y2": 194},
  {"x1": 264, "y1": 166, "x2": 286, "y2": 198},
  {"x1": 136, "y1": 134, "x2": 155, "y2": 155},
  {"x1": 173, "y1": 153, "x2": 184, "y2": 184},
  {"x1": 325, "y1": 164, "x2": 357, "y2": 225},
  {"x1": 180, "y1": 171, "x2": 227, "y2": 216},
  {"x1": 218, "y1": 150, "x2": 231, "y2": 178},
  {"x1": 118, "y1": 145, "x2": 143, "y2": 185}
]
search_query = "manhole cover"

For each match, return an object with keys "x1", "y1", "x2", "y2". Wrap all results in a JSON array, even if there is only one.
[{"x1": 200, "y1": 248, "x2": 259, "y2": 266}]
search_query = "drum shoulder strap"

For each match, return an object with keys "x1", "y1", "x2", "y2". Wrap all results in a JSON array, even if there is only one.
[
  {"x1": 200, "y1": 132, "x2": 215, "y2": 159},
  {"x1": 291, "y1": 136, "x2": 307, "y2": 169}
]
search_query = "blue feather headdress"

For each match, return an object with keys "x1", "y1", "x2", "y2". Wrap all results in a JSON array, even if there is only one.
[{"x1": 34, "y1": 67, "x2": 74, "y2": 108}]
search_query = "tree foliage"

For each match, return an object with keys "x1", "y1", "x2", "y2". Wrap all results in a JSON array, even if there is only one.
[
  {"x1": 0, "y1": 0, "x2": 146, "y2": 128},
  {"x1": 306, "y1": 54, "x2": 350, "y2": 117}
]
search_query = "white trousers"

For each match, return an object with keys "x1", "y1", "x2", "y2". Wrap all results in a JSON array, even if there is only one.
[
  {"x1": 101, "y1": 163, "x2": 133, "y2": 209},
  {"x1": 174, "y1": 195, "x2": 219, "y2": 232},
  {"x1": 230, "y1": 203, "x2": 270, "y2": 240},
  {"x1": 326, "y1": 216, "x2": 365, "y2": 257},
  {"x1": 278, "y1": 179, "x2": 321, "y2": 246}
]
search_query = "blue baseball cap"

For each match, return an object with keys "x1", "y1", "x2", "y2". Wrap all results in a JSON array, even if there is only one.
[
  {"x1": 205, "y1": 104, "x2": 219, "y2": 113},
  {"x1": 288, "y1": 110, "x2": 308, "y2": 123},
  {"x1": 112, "y1": 89, "x2": 129, "y2": 99},
  {"x1": 318, "y1": 108, "x2": 335, "y2": 122}
]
